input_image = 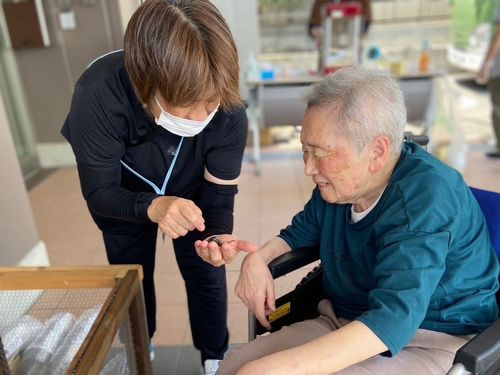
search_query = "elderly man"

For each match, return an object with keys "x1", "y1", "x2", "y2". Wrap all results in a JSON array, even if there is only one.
[{"x1": 195, "y1": 67, "x2": 499, "y2": 374}]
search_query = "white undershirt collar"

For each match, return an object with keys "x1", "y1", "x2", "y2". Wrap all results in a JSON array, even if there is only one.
[{"x1": 350, "y1": 185, "x2": 387, "y2": 223}]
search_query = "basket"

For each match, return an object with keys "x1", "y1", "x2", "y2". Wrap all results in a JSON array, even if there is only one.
[{"x1": 0, "y1": 265, "x2": 152, "y2": 375}]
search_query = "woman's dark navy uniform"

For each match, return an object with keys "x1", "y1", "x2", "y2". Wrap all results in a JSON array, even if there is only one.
[{"x1": 61, "y1": 1, "x2": 248, "y2": 366}]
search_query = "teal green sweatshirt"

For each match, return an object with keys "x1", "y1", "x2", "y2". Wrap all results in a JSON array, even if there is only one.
[{"x1": 279, "y1": 142, "x2": 499, "y2": 355}]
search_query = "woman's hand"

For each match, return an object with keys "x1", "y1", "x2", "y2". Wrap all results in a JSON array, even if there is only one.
[
  {"x1": 235, "y1": 252, "x2": 276, "y2": 330},
  {"x1": 195, "y1": 235, "x2": 258, "y2": 267},
  {"x1": 147, "y1": 196, "x2": 205, "y2": 238}
]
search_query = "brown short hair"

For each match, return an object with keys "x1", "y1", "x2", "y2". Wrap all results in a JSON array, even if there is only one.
[{"x1": 124, "y1": 0, "x2": 242, "y2": 110}]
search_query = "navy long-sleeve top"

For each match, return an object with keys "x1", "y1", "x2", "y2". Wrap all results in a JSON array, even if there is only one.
[{"x1": 62, "y1": 50, "x2": 248, "y2": 237}]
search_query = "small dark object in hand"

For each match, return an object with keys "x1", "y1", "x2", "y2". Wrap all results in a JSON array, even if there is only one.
[
  {"x1": 207, "y1": 236, "x2": 224, "y2": 246},
  {"x1": 207, "y1": 236, "x2": 235, "y2": 247}
]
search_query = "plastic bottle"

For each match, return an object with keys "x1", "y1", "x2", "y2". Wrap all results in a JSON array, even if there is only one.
[{"x1": 419, "y1": 39, "x2": 431, "y2": 73}]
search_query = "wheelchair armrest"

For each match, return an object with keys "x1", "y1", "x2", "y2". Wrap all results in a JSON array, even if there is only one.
[
  {"x1": 404, "y1": 132, "x2": 429, "y2": 147},
  {"x1": 452, "y1": 318, "x2": 500, "y2": 375},
  {"x1": 268, "y1": 246, "x2": 320, "y2": 278}
]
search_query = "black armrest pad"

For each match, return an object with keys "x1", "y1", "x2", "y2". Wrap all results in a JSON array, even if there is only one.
[
  {"x1": 453, "y1": 318, "x2": 500, "y2": 374},
  {"x1": 404, "y1": 132, "x2": 429, "y2": 147},
  {"x1": 268, "y1": 246, "x2": 320, "y2": 278}
]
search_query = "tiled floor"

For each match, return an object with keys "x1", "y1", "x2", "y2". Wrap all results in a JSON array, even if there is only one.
[{"x1": 28, "y1": 74, "x2": 500, "y2": 374}]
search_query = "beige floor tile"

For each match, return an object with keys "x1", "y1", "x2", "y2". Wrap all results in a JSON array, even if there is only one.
[
  {"x1": 87, "y1": 250, "x2": 109, "y2": 265},
  {"x1": 233, "y1": 209, "x2": 260, "y2": 233},
  {"x1": 155, "y1": 273, "x2": 188, "y2": 306},
  {"x1": 181, "y1": 301, "x2": 249, "y2": 345},
  {"x1": 463, "y1": 150, "x2": 500, "y2": 192},
  {"x1": 29, "y1": 168, "x2": 104, "y2": 265},
  {"x1": 48, "y1": 248, "x2": 104, "y2": 266},
  {"x1": 234, "y1": 204, "x2": 260, "y2": 222},
  {"x1": 225, "y1": 270, "x2": 242, "y2": 304},
  {"x1": 183, "y1": 322, "x2": 193, "y2": 346},
  {"x1": 224, "y1": 250, "x2": 250, "y2": 272},
  {"x1": 56, "y1": 288, "x2": 111, "y2": 309},
  {"x1": 155, "y1": 234, "x2": 183, "y2": 275},
  {"x1": 154, "y1": 304, "x2": 189, "y2": 346},
  {"x1": 228, "y1": 301, "x2": 249, "y2": 344}
]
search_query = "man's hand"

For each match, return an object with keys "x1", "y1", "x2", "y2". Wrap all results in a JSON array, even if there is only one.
[
  {"x1": 236, "y1": 357, "x2": 288, "y2": 375},
  {"x1": 476, "y1": 59, "x2": 493, "y2": 85},
  {"x1": 235, "y1": 252, "x2": 276, "y2": 330},
  {"x1": 195, "y1": 235, "x2": 258, "y2": 267},
  {"x1": 147, "y1": 196, "x2": 205, "y2": 239}
]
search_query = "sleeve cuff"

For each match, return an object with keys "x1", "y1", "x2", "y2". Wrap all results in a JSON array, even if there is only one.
[{"x1": 135, "y1": 192, "x2": 161, "y2": 223}]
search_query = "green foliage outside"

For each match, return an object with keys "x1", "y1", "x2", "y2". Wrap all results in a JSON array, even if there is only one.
[{"x1": 450, "y1": 0, "x2": 499, "y2": 50}]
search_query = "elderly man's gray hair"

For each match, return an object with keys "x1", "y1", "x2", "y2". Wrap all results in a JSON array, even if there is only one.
[{"x1": 303, "y1": 67, "x2": 407, "y2": 154}]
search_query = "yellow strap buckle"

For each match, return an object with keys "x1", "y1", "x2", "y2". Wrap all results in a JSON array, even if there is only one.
[{"x1": 268, "y1": 302, "x2": 291, "y2": 323}]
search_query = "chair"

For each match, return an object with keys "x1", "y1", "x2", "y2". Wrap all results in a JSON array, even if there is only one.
[
  {"x1": 249, "y1": 183, "x2": 500, "y2": 375},
  {"x1": 448, "y1": 187, "x2": 500, "y2": 375}
]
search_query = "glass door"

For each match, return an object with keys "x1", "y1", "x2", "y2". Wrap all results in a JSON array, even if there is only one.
[{"x1": 0, "y1": 2, "x2": 39, "y2": 180}]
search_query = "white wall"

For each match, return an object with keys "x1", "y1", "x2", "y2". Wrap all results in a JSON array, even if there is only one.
[
  {"x1": 211, "y1": 0, "x2": 260, "y2": 99},
  {"x1": 0, "y1": 92, "x2": 47, "y2": 266},
  {"x1": 118, "y1": 0, "x2": 142, "y2": 33}
]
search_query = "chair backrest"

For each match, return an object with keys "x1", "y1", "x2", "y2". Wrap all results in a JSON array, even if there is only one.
[{"x1": 470, "y1": 187, "x2": 500, "y2": 258}]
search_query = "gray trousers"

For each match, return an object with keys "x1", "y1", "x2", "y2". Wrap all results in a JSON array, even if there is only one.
[
  {"x1": 218, "y1": 300, "x2": 472, "y2": 375},
  {"x1": 489, "y1": 76, "x2": 500, "y2": 153}
]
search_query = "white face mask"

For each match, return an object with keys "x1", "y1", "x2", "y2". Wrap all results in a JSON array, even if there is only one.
[{"x1": 154, "y1": 96, "x2": 219, "y2": 137}]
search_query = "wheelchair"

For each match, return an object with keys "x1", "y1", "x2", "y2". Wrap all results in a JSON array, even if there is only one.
[{"x1": 248, "y1": 136, "x2": 500, "y2": 375}]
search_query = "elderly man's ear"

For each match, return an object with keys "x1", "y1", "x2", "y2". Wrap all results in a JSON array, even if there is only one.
[{"x1": 368, "y1": 136, "x2": 391, "y2": 172}]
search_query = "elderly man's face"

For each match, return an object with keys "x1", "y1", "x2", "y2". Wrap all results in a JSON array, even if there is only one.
[{"x1": 300, "y1": 106, "x2": 373, "y2": 205}]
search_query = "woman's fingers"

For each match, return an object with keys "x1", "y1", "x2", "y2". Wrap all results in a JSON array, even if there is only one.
[
  {"x1": 179, "y1": 202, "x2": 205, "y2": 231},
  {"x1": 159, "y1": 198, "x2": 205, "y2": 238},
  {"x1": 195, "y1": 236, "x2": 259, "y2": 266},
  {"x1": 195, "y1": 239, "x2": 224, "y2": 266}
]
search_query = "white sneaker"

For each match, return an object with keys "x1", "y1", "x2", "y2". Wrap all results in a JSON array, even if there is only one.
[{"x1": 203, "y1": 359, "x2": 221, "y2": 375}]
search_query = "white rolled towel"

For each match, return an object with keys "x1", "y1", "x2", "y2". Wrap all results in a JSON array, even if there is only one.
[
  {"x1": 19, "y1": 312, "x2": 75, "y2": 375},
  {"x1": 1, "y1": 315, "x2": 44, "y2": 361},
  {"x1": 50, "y1": 306, "x2": 101, "y2": 375}
]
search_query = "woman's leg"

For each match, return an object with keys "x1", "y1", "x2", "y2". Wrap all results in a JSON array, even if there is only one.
[
  {"x1": 95, "y1": 215, "x2": 158, "y2": 338},
  {"x1": 173, "y1": 232, "x2": 229, "y2": 363}
]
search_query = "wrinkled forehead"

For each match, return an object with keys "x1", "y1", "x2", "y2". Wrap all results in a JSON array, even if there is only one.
[{"x1": 300, "y1": 106, "x2": 344, "y2": 148}]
